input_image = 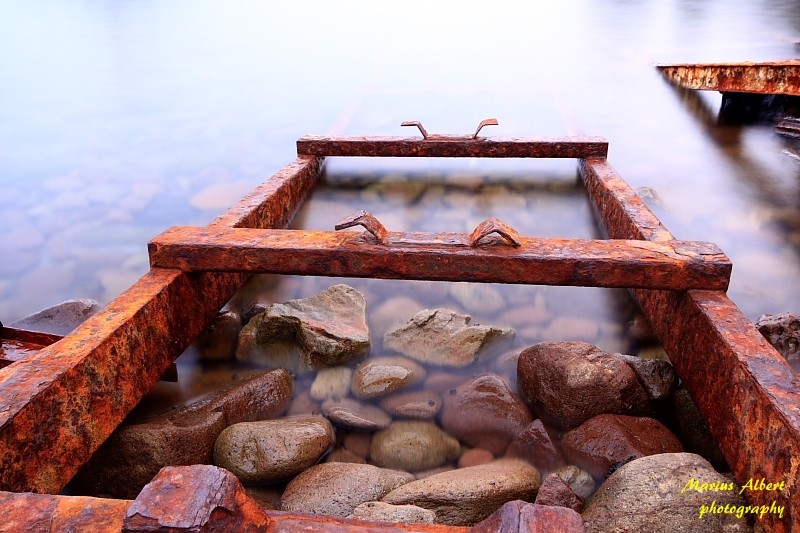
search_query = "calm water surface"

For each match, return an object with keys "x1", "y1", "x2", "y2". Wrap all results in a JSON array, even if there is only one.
[{"x1": 2, "y1": 0, "x2": 799, "y2": 330}]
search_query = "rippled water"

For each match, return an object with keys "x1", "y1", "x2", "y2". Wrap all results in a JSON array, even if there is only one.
[{"x1": 2, "y1": 0, "x2": 799, "y2": 329}]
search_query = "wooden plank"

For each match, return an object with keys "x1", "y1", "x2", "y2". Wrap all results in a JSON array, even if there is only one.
[
  {"x1": 580, "y1": 157, "x2": 800, "y2": 533},
  {"x1": 657, "y1": 61, "x2": 800, "y2": 96},
  {"x1": 148, "y1": 226, "x2": 731, "y2": 291},
  {"x1": 297, "y1": 135, "x2": 609, "y2": 158}
]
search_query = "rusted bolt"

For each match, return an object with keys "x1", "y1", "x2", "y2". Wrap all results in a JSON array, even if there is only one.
[
  {"x1": 472, "y1": 118, "x2": 499, "y2": 139},
  {"x1": 400, "y1": 121, "x2": 429, "y2": 139},
  {"x1": 469, "y1": 218, "x2": 521, "y2": 247},
  {"x1": 335, "y1": 210, "x2": 389, "y2": 244}
]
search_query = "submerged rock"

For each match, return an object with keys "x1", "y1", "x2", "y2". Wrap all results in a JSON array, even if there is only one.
[
  {"x1": 382, "y1": 458, "x2": 541, "y2": 526},
  {"x1": 236, "y1": 284, "x2": 370, "y2": 374},
  {"x1": 440, "y1": 373, "x2": 533, "y2": 455},
  {"x1": 370, "y1": 420, "x2": 460, "y2": 472},
  {"x1": 196, "y1": 308, "x2": 241, "y2": 362},
  {"x1": 384, "y1": 308, "x2": 515, "y2": 368},
  {"x1": 351, "y1": 356, "x2": 426, "y2": 399},
  {"x1": 309, "y1": 366, "x2": 353, "y2": 401},
  {"x1": 281, "y1": 462, "x2": 414, "y2": 518},
  {"x1": 379, "y1": 390, "x2": 442, "y2": 420},
  {"x1": 756, "y1": 312, "x2": 800, "y2": 365},
  {"x1": 322, "y1": 397, "x2": 391, "y2": 431},
  {"x1": 560, "y1": 414, "x2": 683, "y2": 479},
  {"x1": 517, "y1": 341, "x2": 650, "y2": 429}
]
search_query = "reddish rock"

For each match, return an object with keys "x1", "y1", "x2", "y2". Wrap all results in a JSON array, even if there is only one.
[
  {"x1": 441, "y1": 373, "x2": 533, "y2": 455},
  {"x1": 325, "y1": 447, "x2": 367, "y2": 464},
  {"x1": 504, "y1": 420, "x2": 564, "y2": 472},
  {"x1": 469, "y1": 500, "x2": 585, "y2": 533},
  {"x1": 459, "y1": 448, "x2": 495, "y2": 468},
  {"x1": 123, "y1": 465, "x2": 268, "y2": 532},
  {"x1": 533, "y1": 473, "x2": 583, "y2": 513},
  {"x1": 560, "y1": 414, "x2": 683, "y2": 479},
  {"x1": 517, "y1": 341, "x2": 649, "y2": 430}
]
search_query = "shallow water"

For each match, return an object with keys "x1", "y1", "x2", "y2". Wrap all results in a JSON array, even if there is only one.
[{"x1": 1, "y1": 0, "x2": 799, "y2": 331}]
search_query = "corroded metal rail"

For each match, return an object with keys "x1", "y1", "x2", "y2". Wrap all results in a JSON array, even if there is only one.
[
  {"x1": 657, "y1": 61, "x2": 800, "y2": 96},
  {"x1": 149, "y1": 226, "x2": 731, "y2": 290},
  {"x1": 0, "y1": 126, "x2": 797, "y2": 531}
]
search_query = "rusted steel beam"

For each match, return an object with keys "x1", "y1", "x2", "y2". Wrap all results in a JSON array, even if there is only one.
[
  {"x1": 580, "y1": 157, "x2": 800, "y2": 533},
  {"x1": 0, "y1": 490, "x2": 131, "y2": 532},
  {"x1": 297, "y1": 135, "x2": 608, "y2": 158},
  {"x1": 0, "y1": 325, "x2": 178, "y2": 381},
  {"x1": 148, "y1": 225, "x2": 731, "y2": 291},
  {"x1": 0, "y1": 156, "x2": 322, "y2": 494},
  {"x1": 657, "y1": 61, "x2": 800, "y2": 96}
]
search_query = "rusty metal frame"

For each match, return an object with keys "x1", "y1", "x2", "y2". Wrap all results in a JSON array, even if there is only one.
[
  {"x1": 0, "y1": 129, "x2": 797, "y2": 531},
  {"x1": 657, "y1": 61, "x2": 800, "y2": 96}
]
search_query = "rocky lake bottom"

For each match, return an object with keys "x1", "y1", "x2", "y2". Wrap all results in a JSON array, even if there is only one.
[{"x1": 64, "y1": 275, "x2": 773, "y2": 531}]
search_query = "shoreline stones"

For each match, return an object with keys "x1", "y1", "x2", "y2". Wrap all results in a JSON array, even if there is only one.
[
  {"x1": 236, "y1": 284, "x2": 370, "y2": 374},
  {"x1": 384, "y1": 308, "x2": 515, "y2": 368},
  {"x1": 213, "y1": 415, "x2": 334, "y2": 484}
]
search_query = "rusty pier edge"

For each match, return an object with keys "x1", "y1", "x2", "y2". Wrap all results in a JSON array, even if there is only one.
[
  {"x1": 580, "y1": 157, "x2": 800, "y2": 533},
  {"x1": 0, "y1": 156, "x2": 323, "y2": 494}
]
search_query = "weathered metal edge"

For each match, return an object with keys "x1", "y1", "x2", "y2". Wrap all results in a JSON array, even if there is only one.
[{"x1": 580, "y1": 157, "x2": 800, "y2": 533}]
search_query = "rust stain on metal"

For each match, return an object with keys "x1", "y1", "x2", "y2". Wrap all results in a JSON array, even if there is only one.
[
  {"x1": 469, "y1": 217, "x2": 522, "y2": 247},
  {"x1": 148, "y1": 225, "x2": 731, "y2": 291},
  {"x1": 657, "y1": 61, "x2": 800, "y2": 96},
  {"x1": 297, "y1": 135, "x2": 608, "y2": 158},
  {"x1": 0, "y1": 157, "x2": 322, "y2": 494},
  {"x1": 580, "y1": 157, "x2": 800, "y2": 533}
]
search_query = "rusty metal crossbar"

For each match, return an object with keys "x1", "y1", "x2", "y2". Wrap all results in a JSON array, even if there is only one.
[
  {"x1": 148, "y1": 226, "x2": 731, "y2": 291},
  {"x1": 297, "y1": 134, "x2": 609, "y2": 158},
  {"x1": 657, "y1": 61, "x2": 800, "y2": 96},
  {"x1": 0, "y1": 126, "x2": 797, "y2": 531}
]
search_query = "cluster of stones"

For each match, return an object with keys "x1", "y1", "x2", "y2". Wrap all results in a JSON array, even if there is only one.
[{"x1": 73, "y1": 284, "x2": 751, "y2": 530}]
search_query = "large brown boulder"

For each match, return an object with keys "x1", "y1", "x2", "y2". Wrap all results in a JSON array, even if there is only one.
[
  {"x1": 560, "y1": 414, "x2": 683, "y2": 479},
  {"x1": 440, "y1": 373, "x2": 533, "y2": 455},
  {"x1": 517, "y1": 341, "x2": 649, "y2": 429}
]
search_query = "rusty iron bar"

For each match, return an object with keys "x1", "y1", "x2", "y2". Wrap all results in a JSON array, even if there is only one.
[
  {"x1": 148, "y1": 225, "x2": 732, "y2": 291},
  {"x1": 0, "y1": 325, "x2": 178, "y2": 381},
  {"x1": 297, "y1": 134, "x2": 608, "y2": 158},
  {"x1": 579, "y1": 157, "x2": 800, "y2": 533},
  {"x1": 0, "y1": 156, "x2": 323, "y2": 494},
  {"x1": 657, "y1": 61, "x2": 800, "y2": 96}
]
